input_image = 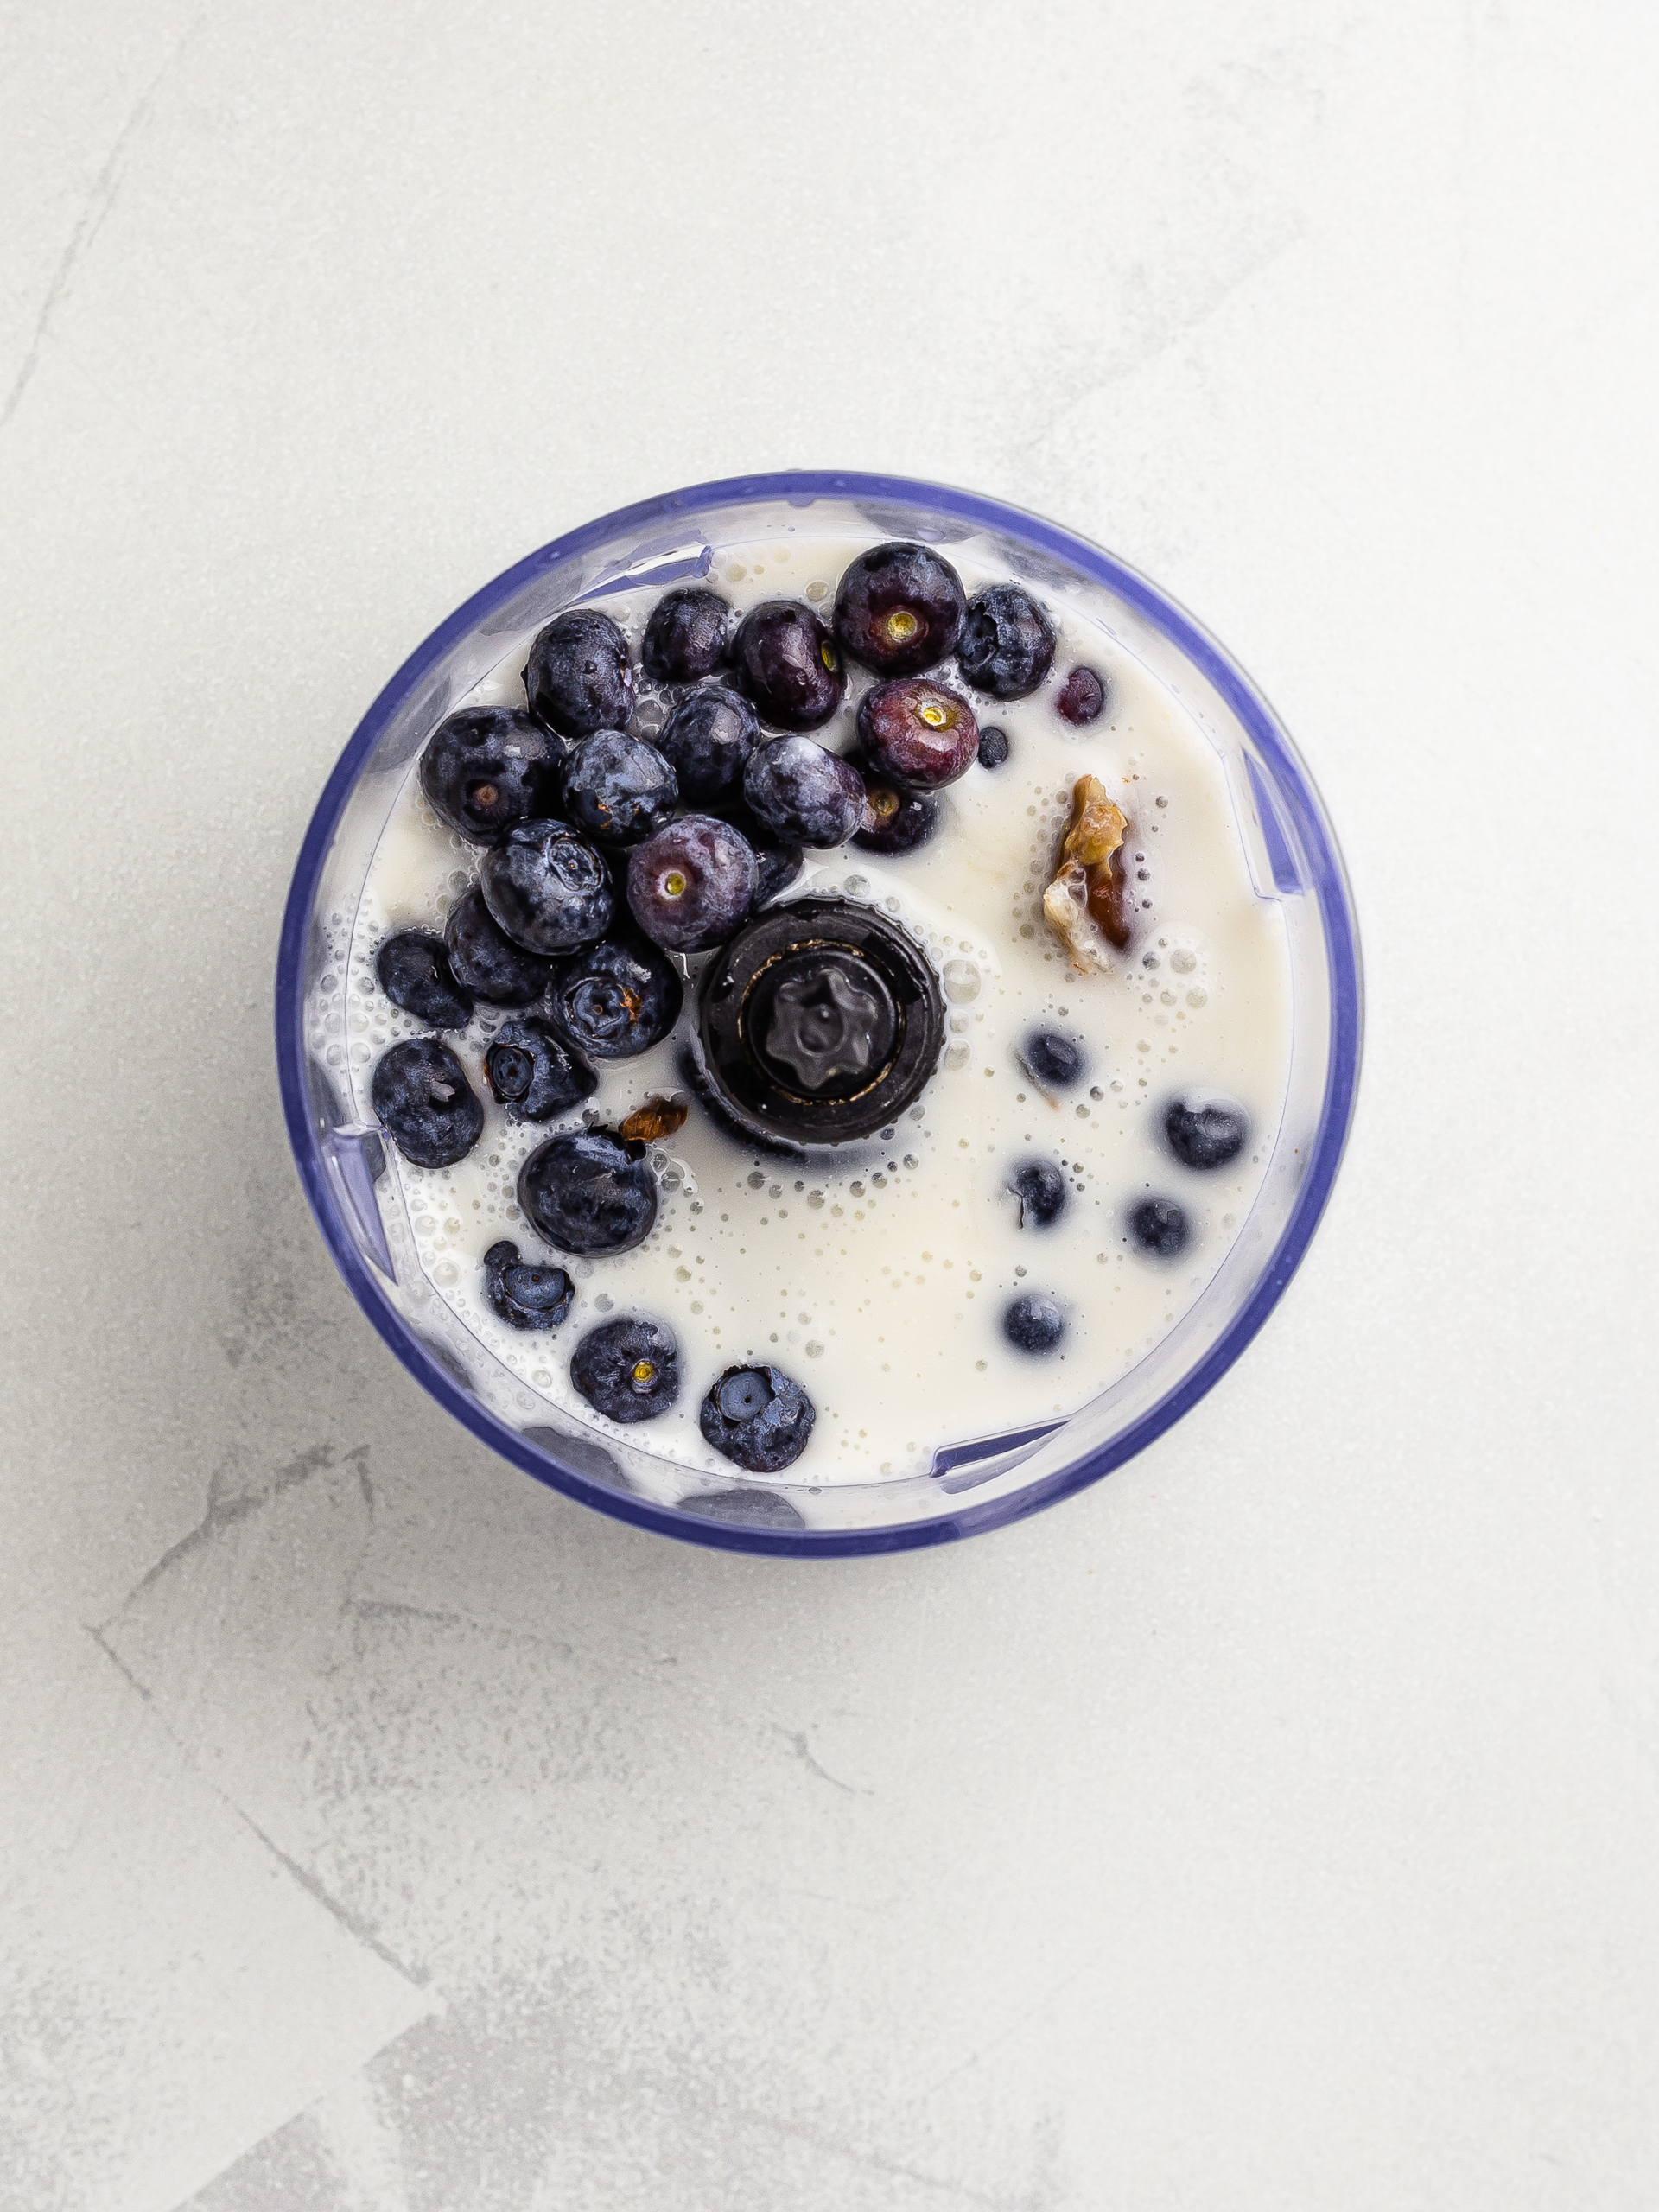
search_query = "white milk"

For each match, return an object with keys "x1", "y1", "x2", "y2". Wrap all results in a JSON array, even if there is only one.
[{"x1": 334, "y1": 531, "x2": 1292, "y2": 1484}]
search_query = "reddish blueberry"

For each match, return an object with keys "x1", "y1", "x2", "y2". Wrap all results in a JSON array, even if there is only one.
[
  {"x1": 856, "y1": 677, "x2": 978, "y2": 791},
  {"x1": 1055, "y1": 666, "x2": 1107, "y2": 727},
  {"x1": 626, "y1": 815, "x2": 757, "y2": 953}
]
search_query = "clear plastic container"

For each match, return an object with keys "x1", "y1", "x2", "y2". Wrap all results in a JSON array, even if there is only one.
[{"x1": 276, "y1": 474, "x2": 1362, "y2": 1554}]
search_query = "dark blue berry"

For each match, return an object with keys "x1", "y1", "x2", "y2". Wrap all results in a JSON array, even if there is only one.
[
  {"x1": 518, "y1": 1128, "x2": 657, "y2": 1255},
  {"x1": 1128, "y1": 1196, "x2": 1189, "y2": 1257},
  {"x1": 443, "y1": 887, "x2": 554, "y2": 1006},
  {"x1": 1164, "y1": 1096, "x2": 1249, "y2": 1170},
  {"x1": 570, "y1": 1315, "x2": 680, "y2": 1422},
  {"x1": 653, "y1": 686, "x2": 759, "y2": 806},
  {"x1": 957, "y1": 585, "x2": 1056, "y2": 701},
  {"x1": 418, "y1": 708, "x2": 564, "y2": 843},
  {"x1": 833, "y1": 542, "x2": 966, "y2": 676},
  {"x1": 1002, "y1": 1292, "x2": 1065, "y2": 1353},
  {"x1": 854, "y1": 775, "x2": 938, "y2": 855},
  {"x1": 482, "y1": 1239, "x2": 574, "y2": 1330},
  {"x1": 1009, "y1": 1160, "x2": 1066, "y2": 1228},
  {"x1": 976, "y1": 724, "x2": 1011, "y2": 769},
  {"x1": 750, "y1": 835, "x2": 804, "y2": 910},
  {"x1": 857, "y1": 677, "x2": 978, "y2": 790},
  {"x1": 729, "y1": 601, "x2": 844, "y2": 730},
  {"x1": 545, "y1": 935, "x2": 683, "y2": 1059},
  {"x1": 370, "y1": 1038, "x2": 484, "y2": 1168},
  {"x1": 375, "y1": 930, "x2": 474, "y2": 1029},
  {"x1": 626, "y1": 815, "x2": 756, "y2": 953},
  {"x1": 743, "y1": 734, "x2": 864, "y2": 847},
  {"x1": 483, "y1": 1016, "x2": 596, "y2": 1122},
  {"x1": 524, "y1": 609, "x2": 636, "y2": 739},
  {"x1": 478, "y1": 820, "x2": 613, "y2": 955},
  {"x1": 1055, "y1": 666, "x2": 1107, "y2": 727},
  {"x1": 642, "y1": 587, "x2": 733, "y2": 683},
  {"x1": 698, "y1": 1364, "x2": 816, "y2": 1472},
  {"x1": 561, "y1": 732, "x2": 678, "y2": 848},
  {"x1": 1020, "y1": 1028, "x2": 1085, "y2": 1090}
]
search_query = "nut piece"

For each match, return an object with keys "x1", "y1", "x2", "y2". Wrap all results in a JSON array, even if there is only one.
[
  {"x1": 619, "y1": 1093, "x2": 690, "y2": 1143},
  {"x1": 1042, "y1": 776, "x2": 1130, "y2": 973}
]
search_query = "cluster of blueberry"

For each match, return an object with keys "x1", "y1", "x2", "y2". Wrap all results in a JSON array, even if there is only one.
[{"x1": 1002, "y1": 1030, "x2": 1249, "y2": 1353}]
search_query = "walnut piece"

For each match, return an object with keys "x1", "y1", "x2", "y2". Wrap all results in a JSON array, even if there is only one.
[
  {"x1": 1042, "y1": 776, "x2": 1130, "y2": 974},
  {"x1": 620, "y1": 1094, "x2": 690, "y2": 1143}
]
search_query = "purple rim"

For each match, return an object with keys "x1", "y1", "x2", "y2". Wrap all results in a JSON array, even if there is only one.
[{"x1": 276, "y1": 472, "x2": 1363, "y2": 1557}]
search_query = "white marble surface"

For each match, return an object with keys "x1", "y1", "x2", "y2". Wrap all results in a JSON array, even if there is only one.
[{"x1": 3, "y1": 3, "x2": 1656, "y2": 2206}]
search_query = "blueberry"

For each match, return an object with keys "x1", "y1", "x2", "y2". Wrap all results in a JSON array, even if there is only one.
[
  {"x1": 1002, "y1": 1292, "x2": 1065, "y2": 1353},
  {"x1": 518, "y1": 1128, "x2": 658, "y2": 1255},
  {"x1": 418, "y1": 707, "x2": 564, "y2": 844},
  {"x1": 729, "y1": 601, "x2": 844, "y2": 731},
  {"x1": 833, "y1": 542, "x2": 966, "y2": 676},
  {"x1": 524, "y1": 609, "x2": 636, "y2": 739},
  {"x1": 750, "y1": 835, "x2": 804, "y2": 910},
  {"x1": 481, "y1": 1239, "x2": 574, "y2": 1330},
  {"x1": 653, "y1": 685, "x2": 760, "y2": 806},
  {"x1": 545, "y1": 934, "x2": 683, "y2": 1059},
  {"x1": 742, "y1": 734, "x2": 865, "y2": 847},
  {"x1": 483, "y1": 1016, "x2": 596, "y2": 1122},
  {"x1": 1009, "y1": 1160, "x2": 1066, "y2": 1228},
  {"x1": 957, "y1": 584, "x2": 1056, "y2": 701},
  {"x1": 1055, "y1": 666, "x2": 1107, "y2": 727},
  {"x1": 626, "y1": 815, "x2": 756, "y2": 953},
  {"x1": 1019, "y1": 1027, "x2": 1085, "y2": 1090},
  {"x1": 856, "y1": 678, "x2": 979, "y2": 791},
  {"x1": 641, "y1": 586, "x2": 733, "y2": 683},
  {"x1": 478, "y1": 820, "x2": 613, "y2": 955},
  {"x1": 370, "y1": 1038, "x2": 484, "y2": 1168},
  {"x1": 976, "y1": 724, "x2": 1011, "y2": 769},
  {"x1": 375, "y1": 929, "x2": 474, "y2": 1029},
  {"x1": 1164, "y1": 1096, "x2": 1249, "y2": 1170},
  {"x1": 561, "y1": 732, "x2": 678, "y2": 847},
  {"x1": 698, "y1": 1364, "x2": 816, "y2": 1472},
  {"x1": 854, "y1": 775, "x2": 938, "y2": 855},
  {"x1": 443, "y1": 886, "x2": 555, "y2": 1006},
  {"x1": 569, "y1": 1315, "x2": 680, "y2": 1422},
  {"x1": 1128, "y1": 1196, "x2": 1189, "y2": 1257}
]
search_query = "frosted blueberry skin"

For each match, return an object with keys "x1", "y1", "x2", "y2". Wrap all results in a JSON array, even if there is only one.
[
  {"x1": 481, "y1": 1240, "x2": 575, "y2": 1330},
  {"x1": 750, "y1": 835, "x2": 804, "y2": 909},
  {"x1": 375, "y1": 929, "x2": 474, "y2": 1029},
  {"x1": 852, "y1": 774, "x2": 938, "y2": 856},
  {"x1": 626, "y1": 815, "x2": 757, "y2": 954},
  {"x1": 957, "y1": 584, "x2": 1056, "y2": 701},
  {"x1": 1002, "y1": 1292, "x2": 1065, "y2": 1353},
  {"x1": 976, "y1": 724, "x2": 1011, "y2": 769},
  {"x1": 641, "y1": 587, "x2": 733, "y2": 683},
  {"x1": 443, "y1": 886, "x2": 556, "y2": 1007},
  {"x1": 546, "y1": 934, "x2": 683, "y2": 1059},
  {"x1": 1020, "y1": 1027, "x2": 1086, "y2": 1091},
  {"x1": 524, "y1": 609, "x2": 636, "y2": 739},
  {"x1": 1055, "y1": 665, "x2": 1108, "y2": 727},
  {"x1": 1009, "y1": 1160, "x2": 1067, "y2": 1228},
  {"x1": 729, "y1": 601, "x2": 844, "y2": 731},
  {"x1": 518, "y1": 1128, "x2": 658, "y2": 1256},
  {"x1": 483, "y1": 1016, "x2": 596, "y2": 1122},
  {"x1": 418, "y1": 707, "x2": 565, "y2": 844},
  {"x1": 371, "y1": 1038, "x2": 484, "y2": 1169},
  {"x1": 832, "y1": 541, "x2": 966, "y2": 677},
  {"x1": 742, "y1": 734, "x2": 865, "y2": 848},
  {"x1": 856, "y1": 677, "x2": 979, "y2": 791},
  {"x1": 699, "y1": 1364, "x2": 816, "y2": 1472},
  {"x1": 1129, "y1": 1195, "x2": 1190, "y2": 1257},
  {"x1": 1164, "y1": 1096, "x2": 1249, "y2": 1170},
  {"x1": 570, "y1": 1315, "x2": 681, "y2": 1421},
  {"x1": 560, "y1": 732, "x2": 679, "y2": 848},
  {"x1": 478, "y1": 820, "x2": 614, "y2": 956},
  {"x1": 653, "y1": 685, "x2": 760, "y2": 806}
]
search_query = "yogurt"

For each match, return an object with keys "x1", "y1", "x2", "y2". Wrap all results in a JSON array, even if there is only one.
[{"x1": 332, "y1": 531, "x2": 1293, "y2": 1485}]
